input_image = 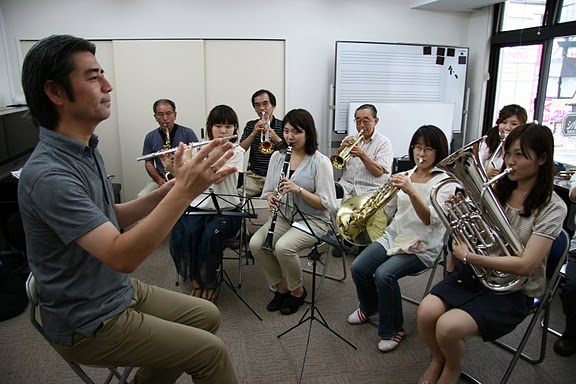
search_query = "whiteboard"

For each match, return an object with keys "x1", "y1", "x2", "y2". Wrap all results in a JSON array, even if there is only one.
[
  {"x1": 347, "y1": 102, "x2": 454, "y2": 158},
  {"x1": 335, "y1": 41, "x2": 468, "y2": 134}
]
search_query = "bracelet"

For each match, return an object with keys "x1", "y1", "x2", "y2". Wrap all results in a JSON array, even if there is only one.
[
  {"x1": 298, "y1": 187, "x2": 303, "y2": 194},
  {"x1": 462, "y1": 251, "x2": 468, "y2": 265}
]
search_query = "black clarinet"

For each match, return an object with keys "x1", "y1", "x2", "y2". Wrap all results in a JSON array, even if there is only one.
[{"x1": 262, "y1": 146, "x2": 292, "y2": 251}]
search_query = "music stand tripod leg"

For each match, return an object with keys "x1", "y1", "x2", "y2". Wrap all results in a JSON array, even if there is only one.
[
  {"x1": 218, "y1": 256, "x2": 263, "y2": 321},
  {"x1": 277, "y1": 242, "x2": 356, "y2": 349}
]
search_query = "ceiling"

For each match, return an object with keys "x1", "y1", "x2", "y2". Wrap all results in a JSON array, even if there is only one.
[{"x1": 409, "y1": 0, "x2": 505, "y2": 12}]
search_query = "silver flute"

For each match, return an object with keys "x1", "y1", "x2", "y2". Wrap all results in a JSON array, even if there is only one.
[{"x1": 137, "y1": 135, "x2": 237, "y2": 161}]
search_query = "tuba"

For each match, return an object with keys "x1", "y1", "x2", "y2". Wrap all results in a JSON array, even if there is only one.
[
  {"x1": 336, "y1": 161, "x2": 419, "y2": 246},
  {"x1": 331, "y1": 129, "x2": 364, "y2": 169},
  {"x1": 430, "y1": 137, "x2": 528, "y2": 292}
]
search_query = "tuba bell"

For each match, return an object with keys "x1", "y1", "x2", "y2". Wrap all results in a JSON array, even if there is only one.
[
  {"x1": 430, "y1": 137, "x2": 528, "y2": 292},
  {"x1": 331, "y1": 129, "x2": 364, "y2": 169}
]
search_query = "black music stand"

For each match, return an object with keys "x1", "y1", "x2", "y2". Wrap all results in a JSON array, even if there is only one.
[
  {"x1": 182, "y1": 189, "x2": 262, "y2": 321},
  {"x1": 276, "y1": 204, "x2": 356, "y2": 383}
]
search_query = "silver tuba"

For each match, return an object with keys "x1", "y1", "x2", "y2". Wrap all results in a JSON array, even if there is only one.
[{"x1": 430, "y1": 137, "x2": 528, "y2": 292}]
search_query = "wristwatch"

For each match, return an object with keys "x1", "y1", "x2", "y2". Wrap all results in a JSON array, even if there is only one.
[
  {"x1": 462, "y1": 251, "x2": 468, "y2": 265},
  {"x1": 298, "y1": 187, "x2": 303, "y2": 194}
]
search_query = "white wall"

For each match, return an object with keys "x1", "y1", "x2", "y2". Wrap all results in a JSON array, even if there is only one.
[{"x1": 0, "y1": 0, "x2": 493, "y2": 198}]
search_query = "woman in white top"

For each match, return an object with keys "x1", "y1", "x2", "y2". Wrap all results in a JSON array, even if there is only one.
[
  {"x1": 479, "y1": 104, "x2": 527, "y2": 179},
  {"x1": 347, "y1": 125, "x2": 451, "y2": 353},
  {"x1": 169, "y1": 105, "x2": 245, "y2": 301}
]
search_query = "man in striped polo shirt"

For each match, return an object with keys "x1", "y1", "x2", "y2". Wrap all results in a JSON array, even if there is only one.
[{"x1": 239, "y1": 89, "x2": 284, "y2": 198}]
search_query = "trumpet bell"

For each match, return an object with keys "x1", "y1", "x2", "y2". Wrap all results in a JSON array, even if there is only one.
[
  {"x1": 258, "y1": 141, "x2": 275, "y2": 155},
  {"x1": 331, "y1": 154, "x2": 346, "y2": 170},
  {"x1": 336, "y1": 196, "x2": 388, "y2": 246}
]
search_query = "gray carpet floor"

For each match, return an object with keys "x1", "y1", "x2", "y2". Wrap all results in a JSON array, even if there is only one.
[{"x1": 1, "y1": 220, "x2": 575, "y2": 383}]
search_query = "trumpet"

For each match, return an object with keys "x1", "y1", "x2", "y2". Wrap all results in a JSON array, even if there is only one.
[
  {"x1": 258, "y1": 111, "x2": 275, "y2": 155},
  {"x1": 137, "y1": 135, "x2": 238, "y2": 161},
  {"x1": 331, "y1": 129, "x2": 364, "y2": 169}
]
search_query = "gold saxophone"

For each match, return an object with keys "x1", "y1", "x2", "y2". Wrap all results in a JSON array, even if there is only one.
[
  {"x1": 430, "y1": 137, "x2": 528, "y2": 292},
  {"x1": 336, "y1": 160, "x2": 420, "y2": 246}
]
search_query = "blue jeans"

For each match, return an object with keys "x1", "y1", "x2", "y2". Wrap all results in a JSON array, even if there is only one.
[{"x1": 350, "y1": 242, "x2": 426, "y2": 337}]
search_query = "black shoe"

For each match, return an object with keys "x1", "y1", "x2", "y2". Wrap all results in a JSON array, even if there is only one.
[
  {"x1": 554, "y1": 336, "x2": 576, "y2": 357},
  {"x1": 266, "y1": 291, "x2": 291, "y2": 312},
  {"x1": 280, "y1": 287, "x2": 308, "y2": 315},
  {"x1": 333, "y1": 248, "x2": 343, "y2": 258}
]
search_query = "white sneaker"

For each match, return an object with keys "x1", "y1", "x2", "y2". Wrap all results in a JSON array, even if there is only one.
[
  {"x1": 377, "y1": 328, "x2": 405, "y2": 353},
  {"x1": 347, "y1": 308, "x2": 368, "y2": 324}
]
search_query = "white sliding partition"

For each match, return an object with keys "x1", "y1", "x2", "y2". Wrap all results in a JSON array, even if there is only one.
[
  {"x1": 113, "y1": 40, "x2": 206, "y2": 201},
  {"x1": 204, "y1": 39, "x2": 285, "y2": 170}
]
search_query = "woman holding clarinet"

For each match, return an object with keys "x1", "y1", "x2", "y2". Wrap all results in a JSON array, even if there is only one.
[{"x1": 249, "y1": 109, "x2": 337, "y2": 315}]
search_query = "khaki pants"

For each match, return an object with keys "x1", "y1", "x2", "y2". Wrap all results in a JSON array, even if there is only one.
[
  {"x1": 238, "y1": 170, "x2": 266, "y2": 198},
  {"x1": 137, "y1": 181, "x2": 159, "y2": 198},
  {"x1": 249, "y1": 216, "x2": 329, "y2": 291},
  {"x1": 52, "y1": 279, "x2": 238, "y2": 384}
]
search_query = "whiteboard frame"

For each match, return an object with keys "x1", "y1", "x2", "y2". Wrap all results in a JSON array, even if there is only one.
[
  {"x1": 334, "y1": 41, "x2": 468, "y2": 135},
  {"x1": 347, "y1": 102, "x2": 454, "y2": 158}
]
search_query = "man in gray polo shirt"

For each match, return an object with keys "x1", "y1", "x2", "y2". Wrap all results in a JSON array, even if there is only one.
[{"x1": 18, "y1": 35, "x2": 239, "y2": 384}]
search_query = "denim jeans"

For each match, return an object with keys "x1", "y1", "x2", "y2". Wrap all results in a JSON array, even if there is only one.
[{"x1": 350, "y1": 242, "x2": 426, "y2": 337}]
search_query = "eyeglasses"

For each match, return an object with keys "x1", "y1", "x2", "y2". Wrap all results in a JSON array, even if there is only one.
[
  {"x1": 253, "y1": 101, "x2": 270, "y2": 109},
  {"x1": 411, "y1": 145, "x2": 436, "y2": 153},
  {"x1": 155, "y1": 111, "x2": 174, "y2": 118},
  {"x1": 355, "y1": 118, "x2": 374, "y2": 125}
]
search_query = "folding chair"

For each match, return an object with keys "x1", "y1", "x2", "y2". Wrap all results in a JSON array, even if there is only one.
[
  {"x1": 461, "y1": 228, "x2": 570, "y2": 384},
  {"x1": 302, "y1": 181, "x2": 348, "y2": 302},
  {"x1": 25, "y1": 273, "x2": 134, "y2": 384},
  {"x1": 400, "y1": 237, "x2": 448, "y2": 334},
  {"x1": 541, "y1": 261, "x2": 568, "y2": 337}
]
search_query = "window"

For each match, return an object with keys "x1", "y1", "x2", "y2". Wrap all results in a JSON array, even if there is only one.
[
  {"x1": 500, "y1": 0, "x2": 546, "y2": 32},
  {"x1": 486, "y1": 0, "x2": 576, "y2": 165},
  {"x1": 493, "y1": 45, "x2": 542, "y2": 123},
  {"x1": 560, "y1": 0, "x2": 576, "y2": 23}
]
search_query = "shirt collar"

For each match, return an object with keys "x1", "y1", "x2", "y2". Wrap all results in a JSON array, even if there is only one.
[{"x1": 40, "y1": 126, "x2": 100, "y2": 160}]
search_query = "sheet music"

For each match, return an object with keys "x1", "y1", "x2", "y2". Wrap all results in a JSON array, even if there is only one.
[
  {"x1": 11, "y1": 168, "x2": 22, "y2": 179},
  {"x1": 292, "y1": 221, "x2": 315, "y2": 236}
]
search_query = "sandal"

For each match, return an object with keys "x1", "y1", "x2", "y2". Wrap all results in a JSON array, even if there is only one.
[
  {"x1": 191, "y1": 281, "x2": 203, "y2": 297},
  {"x1": 202, "y1": 288, "x2": 218, "y2": 302}
]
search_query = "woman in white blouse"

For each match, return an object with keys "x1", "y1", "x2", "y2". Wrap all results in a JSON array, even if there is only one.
[
  {"x1": 249, "y1": 109, "x2": 337, "y2": 315},
  {"x1": 479, "y1": 104, "x2": 527, "y2": 179},
  {"x1": 169, "y1": 105, "x2": 244, "y2": 301},
  {"x1": 347, "y1": 125, "x2": 451, "y2": 353}
]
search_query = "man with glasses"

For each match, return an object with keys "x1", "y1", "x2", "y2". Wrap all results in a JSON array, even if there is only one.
[
  {"x1": 138, "y1": 99, "x2": 199, "y2": 197},
  {"x1": 335, "y1": 104, "x2": 393, "y2": 200},
  {"x1": 238, "y1": 89, "x2": 283, "y2": 198}
]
